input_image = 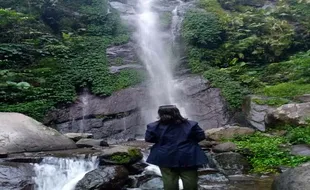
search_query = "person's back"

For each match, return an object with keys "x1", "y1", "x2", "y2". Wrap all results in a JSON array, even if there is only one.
[{"x1": 145, "y1": 105, "x2": 208, "y2": 190}]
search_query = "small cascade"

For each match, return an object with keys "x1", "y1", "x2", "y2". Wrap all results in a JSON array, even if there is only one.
[
  {"x1": 80, "y1": 89, "x2": 89, "y2": 132},
  {"x1": 33, "y1": 157, "x2": 98, "y2": 190}
]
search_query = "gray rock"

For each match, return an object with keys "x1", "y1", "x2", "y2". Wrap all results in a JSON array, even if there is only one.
[
  {"x1": 76, "y1": 138, "x2": 109, "y2": 148},
  {"x1": 205, "y1": 126, "x2": 255, "y2": 141},
  {"x1": 75, "y1": 165, "x2": 129, "y2": 190},
  {"x1": 272, "y1": 162, "x2": 310, "y2": 190},
  {"x1": 291, "y1": 144, "x2": 310, "y2": 156},
  {"x1": 243, "y1": 95, "x2": 275, "y2": 131},
  {"x1": 64, "y1": 133, "x2": 93, "y2": 142},
  {"x1": 139, "y1": 177, "x2": 164, "y2": 190},
  {"x1": 0, "y1": 162, "x2": 34, "y2": 190},
  {"x1": 173, "y1": 75, "x2": 231, "y2": 130},
  {"x1": 213, "y1": 152, "x2": 250, "y2": 175},
  {"x1": 98, "y1": 146, "x2": 143, "y2": 165},
  {"x1": 294, "y1": 94, "x2": 310, "y2": 103},
  {"x1": 106, "y1": 42, "x2": 139, "y2": 66},
  {"x1": 0, "y1": 112, "x2": 77, "y2": 153},
  {"x1": 199, "y1": 140, "x2": 219, "y2": 149},
  {"x1": 213, "y1": 142, "x2": 237, "y2": 153},
  {"x1": 266, "y1": 103, "x2": 310, "y2": 126}
]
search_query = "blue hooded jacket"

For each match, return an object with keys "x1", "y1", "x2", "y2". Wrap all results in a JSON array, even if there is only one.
[{"x1": 145, "y1": 120, "x2": 208, "y2": 168}]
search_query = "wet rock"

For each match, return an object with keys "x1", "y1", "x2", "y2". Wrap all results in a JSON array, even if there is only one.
[
  {"x1": 0, "y1": 151, "x2": 8, "y2": 158},
  {"x1": 0, "y1": 162, "x2": 35, "y2": 190},
  {"x1": 44, "y1": 86, "x2": 147, "y2": 124},
  {"x1": 64, "y1": 133, "x2": 93, "y2": 142},
  {"x1": 139, "y1": 177, "x2": 164, "y2": 190},
  {"x1": 199, "y1": 140, "x2": 219, "y2": 149},
  {"x1": 266, "y1": 103, "x2": 310, "y2": 126},
  {"x1": 213, "y1": 142, "x2": 237, "y2": 153},
  {"x1": 213, "y1": 152, "x2": 250, "y2": 175},
  {"x1": 126, "y1": 161, "x2": 148, "y2": 175},
  {"x1": 290, "y1": 144, "x2": 310, "y2": 156},
  {"x1": 75, "y1": 165, "x2": 129, "y2": 190},
  {"x1": 243, "y1": 96, "x2": 275, "y2": 131},
  {"x1": 272, "y1": 162, "x2": 310, "y2": 190},
  {"x1": 174, "y1": 75, "x2": 231, "y2": 130},
  {"x1": 98, "y1": 146, "x2": 143, "y2": 165},
  {"x1": 294, "y1": 94, "x2": 310, "y2": 103},
  {"x1": 205, "y1": 126, "x2": 255, "y2": 141},
  {"x1": 57, "y1": 112, "x2": 143, "y2": 141},
  {"x1": 76, "y1": 139, "x2": 109, "y2": 148},
  {"x1": 0, "y1": 112, "x2": 77, "y2": 153},
  {"x1": 106, "y1": 42, "x2": 139, "y2": 66}
]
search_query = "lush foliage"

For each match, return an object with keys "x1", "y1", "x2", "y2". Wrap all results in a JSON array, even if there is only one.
[
  {"x1": 233, "y1": 132, "x2": 310, "y2": 173},
  {"x1": 181, "y1": 0, "x2": 310, "y2": 109},
  {"x1": 0, "y1": 1, "x2": 142, "y2": 120},
  {"x1": 204, "y1": 68, "x2": 249, "y2": 109}
]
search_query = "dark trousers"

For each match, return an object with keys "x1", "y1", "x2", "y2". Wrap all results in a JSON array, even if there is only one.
[{"x1": 160, "y1": 167, "x2": 198, "y2": 190}]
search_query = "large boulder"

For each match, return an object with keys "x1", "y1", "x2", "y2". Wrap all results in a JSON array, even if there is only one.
[
  {"x1": 272, "y1": 162, "x2": 310, "y2": 190},
  {"x1": 0, "y1": 162, "x2": 34, "y2": 190},
  {"x1": 243, "y1": 96, "x2": 275, "y2": 131},
  {"x1": 75, "y1": 165, "x2": 129, "y2": 190},
  {"x1": 266, "y1": 103, "x2": 310, "y2": 126},
  {"x1": 0, "y1": 112, "x2": 77, "y2": 153},
  {"x1": 205, "y1": 126, "x2": 255, "y2": 141},
  {"x1": 98, "y1": 146, "x2": 143, "y2": 165}
]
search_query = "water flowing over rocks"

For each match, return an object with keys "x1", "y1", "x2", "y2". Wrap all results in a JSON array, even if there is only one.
[
  {"x1": 266, "y1": 102, "x2": 310, "y2": 126},
  {"x1": 0, "y1": 112, "x2": 77, "y2": 153},
  {"x1": 75, "y1": 165, "x2": 129, "y2": 190},
  {"x1": 0, "y1": 162, "x2": 34, "y2": 190},
  {"x1": 272, "y1": 162, "x2": 310, "y2": 190}
]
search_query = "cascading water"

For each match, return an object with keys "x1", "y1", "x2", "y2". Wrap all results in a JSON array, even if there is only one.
[
  {"x1": 33, "y1": 157, "x2": 98, "y2": 190},
  {"x1": 135, "y1": 0, "x2": 187, "y2": 120}
]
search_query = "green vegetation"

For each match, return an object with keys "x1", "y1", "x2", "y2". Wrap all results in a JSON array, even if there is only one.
[
  {"x1": 252, "y1": 97, "x2": 290, "y2": 107},
  {"x1": 110, "y1": 148, "x2": 143, "y2": 164},
  {"x1": 0, "y1": 1, "x2": 143, "y2": 120},
  {"x1": 233, "y1": 132, "x2": 310, "y2": 173},
  {"x1": 181, "y1": 0, "x2": 310, "y2": 109},
  {"x1": 204, "y1": 68, "x2": 249, "y2": 109}
]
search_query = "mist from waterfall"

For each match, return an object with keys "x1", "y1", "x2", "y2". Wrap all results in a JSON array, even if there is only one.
[{"x1": 135, "y1": 0, "x2": 186, "y2": 121}]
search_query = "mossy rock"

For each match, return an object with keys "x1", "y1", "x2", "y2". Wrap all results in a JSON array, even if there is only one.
[{"x1": 98, "y1": 146, "x2": 143, "y2": 165}]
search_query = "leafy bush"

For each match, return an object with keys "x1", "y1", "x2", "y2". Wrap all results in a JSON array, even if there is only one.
[
  {"x1": 233, "y1": 133, "x2": 310, "y2": 173},
  {"x1": 182, "y1": 9, "x2": 224, "y2": 48},
  {"x1": 204, "y1": 68, "x2": 249, "y2": 109},
  {"x1": 286, "y1": 126, "x2": 310, "y2": 145}
]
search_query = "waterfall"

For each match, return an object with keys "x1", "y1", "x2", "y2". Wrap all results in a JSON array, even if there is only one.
[
  {"x1": 33, "y1": 157, "x2": 98, "y2": 190},
  {"x1": 135, "y1": 0, "x2": 187, "y2": 121}
]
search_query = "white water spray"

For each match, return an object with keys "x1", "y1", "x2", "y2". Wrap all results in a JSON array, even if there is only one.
[
  {"x1": 135, "y1": 0, "x2": 187, "y2": 120},
  {"x1": 33, "y1": 157, "x2": 98, "y2": 190}
]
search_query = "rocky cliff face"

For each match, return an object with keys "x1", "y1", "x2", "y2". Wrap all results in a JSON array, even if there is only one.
[
  {"x1": 43, "y1": 0, "x2": 232, "y2": 142},
  {"x1": 45, "y1": 75, "x2": 231, "y2": 142}
]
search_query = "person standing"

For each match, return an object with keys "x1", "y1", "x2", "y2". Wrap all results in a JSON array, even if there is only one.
[{"x1": 145, "y1": 105, "x2": 208, "y2": 190}]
